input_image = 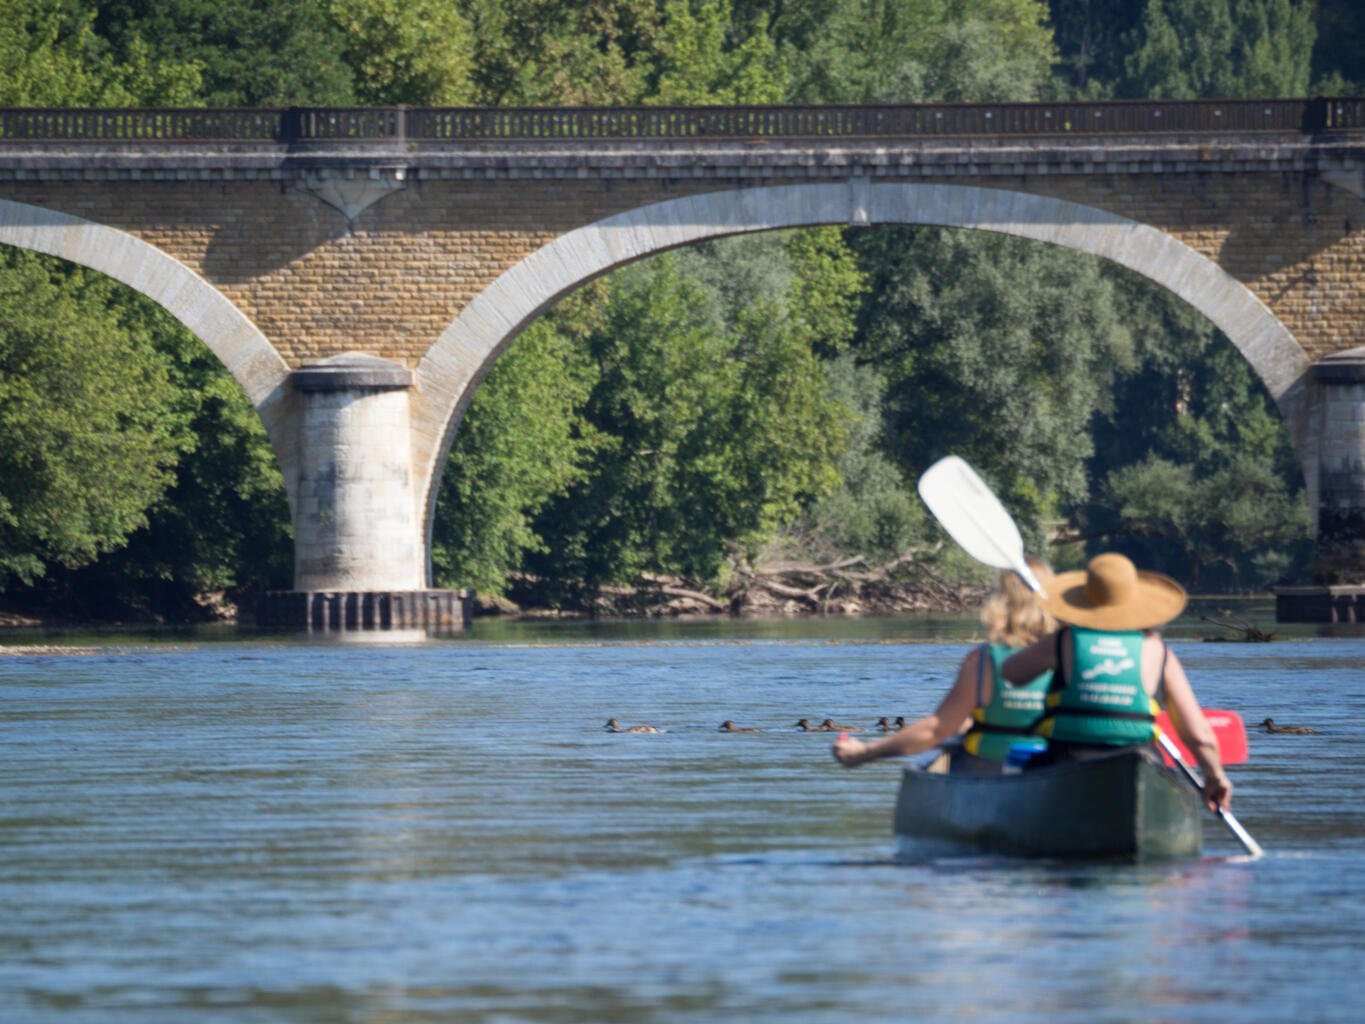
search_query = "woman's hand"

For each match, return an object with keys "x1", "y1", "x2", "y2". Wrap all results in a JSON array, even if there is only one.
[
  {"x1": 832, "y1": 733, "x2": 867, "y2": 767},
  {"x1": 1203, "y1": 770, "x2": 1232, "y2": 812}
]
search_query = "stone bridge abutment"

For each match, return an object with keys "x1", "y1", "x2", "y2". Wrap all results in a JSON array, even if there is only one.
[{"x1": 1, "y1": 100, "x2": 1363, "y2": 624}]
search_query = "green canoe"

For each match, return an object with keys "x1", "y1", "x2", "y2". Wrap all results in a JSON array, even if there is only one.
[{"x1": 893, "y1": 747, "x2": 1204, "y2": 860}]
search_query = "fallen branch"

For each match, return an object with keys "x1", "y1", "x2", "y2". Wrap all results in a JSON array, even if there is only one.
[
  {"x1": 509, "y1": 547, "x2": 983, "y2": 618},
  {"x1": 1199, "y1": 613, "x2": 1274, "y2": 643},
  {"x1": 598, "y1": 581, "x2": 730, "y2": 612}
]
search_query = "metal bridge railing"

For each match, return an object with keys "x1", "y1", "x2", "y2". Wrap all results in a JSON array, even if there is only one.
[{"x1": 0, "y1": 98, "x2": 1360, "y2": 143}]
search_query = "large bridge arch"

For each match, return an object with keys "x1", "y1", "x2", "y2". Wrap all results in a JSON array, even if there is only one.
[
  {"x1": 0, "y1": 196, "x2": 297, "y2": 507},
  {"x1": 413, "y1": 180, "x2": 1315, "y2": 568}
]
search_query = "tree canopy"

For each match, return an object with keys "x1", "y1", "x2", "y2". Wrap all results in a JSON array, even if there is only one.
[
  {"x1": 0, "y1": 251, "x2": 186, "y2": 585},
  {"x1": 1121, "y1": 0, "x2": 1315, "y2": 99}
]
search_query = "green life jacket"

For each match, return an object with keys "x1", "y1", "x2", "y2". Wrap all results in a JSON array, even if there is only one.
[
  {"x1": 962, "y1": 643, "x2": 1053, "y2": 761},
  {"x1": 1037, "y1": 628, "x2": 1157, "y2": 746}
]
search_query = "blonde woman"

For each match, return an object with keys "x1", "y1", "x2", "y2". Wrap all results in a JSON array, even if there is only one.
[
  {"x1": 833, "y1": 560, "x2": 1056, "y2": 770},
  {"x1": 1001, "y1": 552, "x2": 1231, "y2": 810}
]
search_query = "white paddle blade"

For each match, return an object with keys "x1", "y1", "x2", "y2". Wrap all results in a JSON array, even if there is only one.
[{"x1": 916, "y1": 456, "x2": 1044, "y2": 594}]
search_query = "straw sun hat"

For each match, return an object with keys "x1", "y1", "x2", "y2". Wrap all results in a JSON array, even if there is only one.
[{"x1": 1043, "y1": 553, "x2": 1187, "y2": 631}]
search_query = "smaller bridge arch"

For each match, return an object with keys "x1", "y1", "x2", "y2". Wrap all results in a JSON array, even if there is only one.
[
  {"x1": 413, "y1": 180, "x2": 1315, "y2": 564},
  {"x1": 0, "y1": 196, "x2": 296, "y2": 497}
]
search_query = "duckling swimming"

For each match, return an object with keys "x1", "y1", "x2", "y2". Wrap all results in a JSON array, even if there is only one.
[
  {"x1": 718, "y1": 720, "x2": 762, "y2": 733},
  {"x1": 1261, "y1": 717, "x2": 1319, "y2": 735},
  {"x1": 605, "y1": 718, "x2": 664, "y2": 734},
  {"x1": 820, "y1": 718, "x2": 862, "y2": 732}
]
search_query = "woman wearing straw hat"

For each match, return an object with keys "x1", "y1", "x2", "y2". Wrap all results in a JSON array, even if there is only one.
[
  {"x1": 832, "y1": 558, "x2": 1058, "y2": 771},
  {"x1": 1001, "y1": 552, "x2": 1231, "y2": 811}
]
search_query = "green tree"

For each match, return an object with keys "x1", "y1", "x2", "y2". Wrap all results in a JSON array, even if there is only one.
[
  {"x1": 751, "y1": 0, "x2": 1076, "y2": 564},
  {"x1": 0, "y1": 1, "x2": 201, "y2": 105},
  {"x1": 1121, "y1": 0, "x2": 1315, "y2": 99},
  {"x1": 431, "y1": 307, "x2": 604, "y2": 597},
  {"x1": 330, "y1": 0, "x2": 477, "y2": 105},
  {"x1": 1045, "y1": 0, "x2": 1147, "y2": 96},
  {"x1": 1082, "y1": 276, "x2": 1312, "y2": 588},
  {"x1": 1311, "y1": 0, "x2": 1365, "y2": 93},
  {"x1": 28, "y1": 320, "x2": 294, "y2": 621},
  {"x1": 649, "y1": 0, "x2": 787, "y2": 104},
  {"x1": 850, "y1": 226, "x2": 1134, "y2": 549},
  {"x1": 1102, "y1": 454, "x2": 1310, "y2": 589},
  {"x1": 526, "y1": 251, "x2": 849, "y2": 600},
  {"x1": 1049, "y1": 0, "x2": 1319, "y2": 589},
  {"x1": 0, "y1": 250, "x2": 189, "y2": 586},
  {"x1": 92, "y1": 0, "x2": 356, "y2": 105},
  {"x1": 464, "y1": 0, "x2": 661, "y2": 105},
  {"x1": 787, "y1": 355, "x2": 926, "y2": 562},
  {"x1": 786, "y1": 226, "x2": 867, "y2": 358},
  {"x1": 784, "y1": 0, "x2": 1056, "y2": 103}
]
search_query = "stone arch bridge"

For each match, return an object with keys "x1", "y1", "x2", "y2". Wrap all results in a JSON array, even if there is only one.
[{"x1": 1, "y1": 99, "x2": 1363, "y2": 626}]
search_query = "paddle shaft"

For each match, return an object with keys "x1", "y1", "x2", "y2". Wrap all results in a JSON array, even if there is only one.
[{"x1": 1157, "y1": 733, "x2": 1264, "y2": 858}]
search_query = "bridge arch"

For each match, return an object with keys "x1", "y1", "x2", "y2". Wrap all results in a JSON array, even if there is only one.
[
  {"x1": 413, "y1": 180, "x2": 1314, "y2": 568},
  {"x1": 0, "y1": 196, "x2": 296, "y2": 506}
]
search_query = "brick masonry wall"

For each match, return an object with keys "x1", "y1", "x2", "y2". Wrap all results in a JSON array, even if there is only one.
[{"x1": 2, "y1": 169, "x2": 1361, "y2": 369}]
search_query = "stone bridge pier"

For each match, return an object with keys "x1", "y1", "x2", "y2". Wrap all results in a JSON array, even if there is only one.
[
  {"x1": 1313, "y1": 348, "x2": 1365, "y2": 577},
  {"x1": 255, "y1": 354, "x2": 471, "y2": 632},
  {"x1": 1278, "y1": 349, "x2": 1365, "y2": 623}
]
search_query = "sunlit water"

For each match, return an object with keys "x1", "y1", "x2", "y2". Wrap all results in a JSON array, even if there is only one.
[{"x1": 2, "y1": 610, "x2": 1362, "y2": 1023}]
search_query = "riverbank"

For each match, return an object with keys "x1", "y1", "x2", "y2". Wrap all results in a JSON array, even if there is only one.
[
  {"x1": 3, "y1": 565, "x2": 990, "y2": 629},
  {"x1": 1, "y1": 580, "x2": 1289, "y2": 634},
  {"x1": 497, "y1": 558, "x2": 992, "y2": 620}
]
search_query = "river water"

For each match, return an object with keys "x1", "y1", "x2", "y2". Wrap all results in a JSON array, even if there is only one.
[{"x1": 2, "y1": 612, "x2": 1362, "y2": 1023}]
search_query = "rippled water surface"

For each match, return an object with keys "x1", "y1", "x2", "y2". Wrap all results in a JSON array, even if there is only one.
[{"x1": 2, "y1": 613, "x2": 1362, "y2": 1023}]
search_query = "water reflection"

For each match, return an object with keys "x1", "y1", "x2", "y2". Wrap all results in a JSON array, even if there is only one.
[{"x1": 318, "y1": 627, "x2": 433, "y2": 645}]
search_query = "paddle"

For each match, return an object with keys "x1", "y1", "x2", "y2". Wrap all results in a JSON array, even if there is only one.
[
  {"x1": 1154, "y1": 731, "x2": 1264, "y2": 858},
  {"x1": 916, "y1": 454, "x2": 1264, "y2": 859},
  {"x1": 916, "y1": 455, "x2": 1047, "y2": 594}
]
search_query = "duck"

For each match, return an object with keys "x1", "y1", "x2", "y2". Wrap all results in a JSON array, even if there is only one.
[
  {"x1": 1261, "y1": 717, "x2": 1319, "y2": 735},
  {"x1": 820, "y1": 718, "x2": 863, "y2": 732},
  {"x1": 718, "y1": 720, "x2": 762, "y2": 733},
  {"x1": 605, "y1": 718, "x2": 664, "y2": 734}
]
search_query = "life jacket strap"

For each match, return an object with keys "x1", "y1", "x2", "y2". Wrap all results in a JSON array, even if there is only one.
[{"x1": 966, "y1": 721, "x2": 1041, "y2": 736}]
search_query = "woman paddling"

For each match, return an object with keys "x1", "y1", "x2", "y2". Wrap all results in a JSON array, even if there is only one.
[
  {"x1": 832, "y1": 559, "x2": 1056, "y2": 771},
  {"x1": 1000, "y1": 552, "x2": 1231, "y2": 812}
]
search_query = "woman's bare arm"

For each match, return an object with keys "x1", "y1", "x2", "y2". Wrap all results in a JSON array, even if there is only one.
[
  {"x1": 1161, "y1": 646, "x2": 1232, "y2": 810},
  {"x1": 833, "y1": 648, "x2": 980, "y2": 767}
]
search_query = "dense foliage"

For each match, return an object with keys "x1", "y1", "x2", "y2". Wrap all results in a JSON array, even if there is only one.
[
  {"x1": 0, "y1": 0, "x2": 1355, "y2": 619},
  {"x1": 0, "y1": 250, "x2": 186, "y2": 585}
]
